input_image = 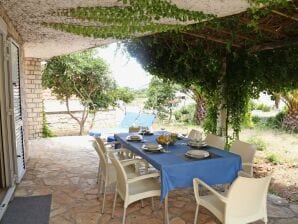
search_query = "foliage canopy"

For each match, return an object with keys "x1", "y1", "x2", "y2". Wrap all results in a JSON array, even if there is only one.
[{"x1": 125, "y1": 33, "x2": 298, "y2": 138}]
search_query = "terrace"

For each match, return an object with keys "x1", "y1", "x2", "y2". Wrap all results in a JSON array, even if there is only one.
[{"x1": 15, "y1": 136, "x2": 298, "y2": 224}]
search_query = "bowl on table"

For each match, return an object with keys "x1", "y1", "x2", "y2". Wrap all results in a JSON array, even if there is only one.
[{"x1": 156, "y1": 133, "x2": 178, "y2": 145}]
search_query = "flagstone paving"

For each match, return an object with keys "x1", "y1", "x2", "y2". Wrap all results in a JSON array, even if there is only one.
[{"x1": 15, "y1": 136, "x2": 297, "y2": 224}]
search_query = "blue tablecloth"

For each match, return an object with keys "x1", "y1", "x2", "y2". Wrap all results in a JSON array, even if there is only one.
[{"x1": 115, "y1": 132, "x2": 242, "y2": 200}]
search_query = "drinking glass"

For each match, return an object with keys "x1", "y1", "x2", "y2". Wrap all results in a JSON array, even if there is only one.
[{"x1": 164, "y1": 134, "x2": 171, "y2": 152}]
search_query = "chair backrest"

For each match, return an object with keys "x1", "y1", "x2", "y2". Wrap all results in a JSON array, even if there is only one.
[
  {"x1": 109, "y1": 152, "x2": 128, "y2": 200},
  {"x1": 93, "y1": 141, "x2": 108, "y2": 176},
  {"x1": 134, "y1": 113, "x2": 156, "y2": 129},
  {"x1": 226, "y1": 175, "x2": 272, "y2": 219},
  {"x1": 129, "y1": 126, "x2": 141, "y2": 133},
  {"x1": 230, "y1": 140, "x2": 256, "y2": 164},
  {"x1": 188, "y1": 129, "x2": 202, "y2": 141},
  {"x1": 119, "y1": 112, "x2": 139, "y2": 129},
  {"x1": 205, "y1": 133, "x2": 225, "y2": 149},
  {"x1": 95, "y1": 137, "x2": 108, "y2": 153}
]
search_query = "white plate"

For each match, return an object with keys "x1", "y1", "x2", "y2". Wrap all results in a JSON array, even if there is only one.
[
  {"x1": 188, "y1": 141, "x2": 207, "y2": 148},
  {"x1": 143, "y1": 143, "x2": 161, "y2": 149},
  {"x1": 126, "y1": 135, "x2": 143, "y2": 141},
  {"x1": 142, "y1": 144, "x2": 163, "y2": 151},
  {"x1": 185, "y1": 150, "x2": 209, "y2": 159}
]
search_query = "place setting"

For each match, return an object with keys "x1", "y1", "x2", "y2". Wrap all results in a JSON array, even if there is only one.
[
  {"x1": 126, "y1": 134, "x2": 144, "y2": 142},
  {"x1": 184, "y1": 149, "x2": 210, "y2": 159},
  {"x1": 187, "y1": 140, "x2": 208, "y2": 149},
  {"x1": 141, "y1": 143, "x2": 164, "y2": 153}
]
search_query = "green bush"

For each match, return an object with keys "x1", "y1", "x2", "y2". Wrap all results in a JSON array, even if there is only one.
[
  {"x1": 266, "y1": 153, "x2": 281, "y2": 164},
  {"x1": 247, "y1": 137, "x2": 267, "y2": 151},
  {"x1": 42, "y1": 103, "x2": 54, "y2": 138},
  {"x1": 173, "y1": 104, "x2": 196, "y2": 124},
  {"x1": 266, "y1": 111, "x2": 285, "y2": 129},
  {"x1": 255, "y1": 103, "x2": 271, "y2": 112}
]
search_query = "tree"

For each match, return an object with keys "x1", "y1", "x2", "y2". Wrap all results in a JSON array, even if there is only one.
[
  {"x1": 145, "y1": 77, "x2": 178, "y2": 121},
  {"x1": 281, "y1": 90, "x2": 298, "y2": 132},
  {"x1": 42, "y1": 50, "x2": 118, "y2": 135}
]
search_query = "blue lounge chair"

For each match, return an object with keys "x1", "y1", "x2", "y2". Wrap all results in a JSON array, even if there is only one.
[{"x1": 89, "y1": 112, "x2": 155, "y2": 138}]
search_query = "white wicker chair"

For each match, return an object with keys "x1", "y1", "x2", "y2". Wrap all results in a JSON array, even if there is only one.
[
  {"x1": 93, "y1": 141, "x2": 138, "y2": 214},
  {"x1": 230, "y1": 140, "x2": 256, "y2": 177},
  {"x1": 205, "y1": 133, "x2": 225, "y2": 150},
  {"x1": 193, "y1": 175, "x2": 272, "y2": 224},
  {"x1": 109, "y1": 151, "x2": 161, "y2": 224}
]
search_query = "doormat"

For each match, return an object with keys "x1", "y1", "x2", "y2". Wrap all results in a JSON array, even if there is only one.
[{"x1": 1, "y1": 194, "x2": 52, "y2": 224}]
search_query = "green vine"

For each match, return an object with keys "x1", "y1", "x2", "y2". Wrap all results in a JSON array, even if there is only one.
[
  {"x1": 45, "y1": 0, "x2": 214, "y2": 39},
  {"x1": 42, "y1": 101, "x2": 54, "y2": 138}
]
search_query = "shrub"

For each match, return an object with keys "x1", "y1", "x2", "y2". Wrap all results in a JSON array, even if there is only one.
[
  {"x1": 266, "y1": 153, "x2": 281, "y2": 164},
  {"x1": 247, "y1": 137, "x2": 267, "y2": 151},
  {"x1": 252, "y1": 116, "x2": 267, "y2": 128},
  {"x1": 266, "y1": 111, "x2": 285, "y2": 129},
  {"x1": 42, "y1": 102, "x2": 54, "y2": 138},
  {"x1": 173, "y1": 104, "x2": 196, "y2": 124},
  {"x1": 255, "y1": 103, "x2": 271, "y2": 112}
]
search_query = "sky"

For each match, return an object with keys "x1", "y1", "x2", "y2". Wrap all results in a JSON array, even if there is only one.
[{"x1": 96, "y1": 43, "x2": 152, "y2": 90}]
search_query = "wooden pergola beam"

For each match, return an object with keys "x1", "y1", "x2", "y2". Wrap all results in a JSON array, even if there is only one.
[
  {"x1": 206, "y1": 27, "x2": 254, "y2": 41},
  {"x1": 272, "y1": 10, "x2": 298, "y2": 22},
  {"x1": 181, "y1": 31, "x2": 242, "y2": 48},
  {"x1": 239, "y1": 18, "x2": 287, "y2": 37},
  {"x1": 249, "y1": 38, "x2": 298, "y2": 52}
]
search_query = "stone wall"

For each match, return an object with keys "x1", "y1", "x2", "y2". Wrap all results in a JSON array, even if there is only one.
[
  {"x1": 46, "y1": 109, "x2": 123, "y2": 136},
  {"x1": 23, "y1": 58, "x2": 43, "y2": 139}
]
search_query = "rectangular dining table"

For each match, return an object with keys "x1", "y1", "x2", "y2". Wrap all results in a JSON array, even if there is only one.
[{"x1": 114, "y1": 132, "x2": 242, "y2": 223}]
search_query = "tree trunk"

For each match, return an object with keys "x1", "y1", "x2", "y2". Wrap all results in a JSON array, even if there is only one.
[
  {"x1": 194, "y1": 97, "x2": 206, "y2": 125},
  {"x1": 65, "y1": 96, "x2": 89, "y2": 136},
  {"x1": 89, "y1": 112, "x2": 97, "y2": 130}
]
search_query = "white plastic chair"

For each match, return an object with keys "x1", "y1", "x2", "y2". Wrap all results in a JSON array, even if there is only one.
[
  {"x1": 230, "y1": 140, "x2": 257, "y2": 177},
  {"x1": 93, "y1": 141, "x2": 138, "y2": 214},
  {"x1": 193, "y1": 175, "x2": 272, "y2": 224},
  {"x1": 205, "y1": 133, "x2": 225, "y2": 150},
  {"x1": 96, "y1": 137, "x2": 133, "y2": 160},
  {"x1": 188, "y1": 129, "x2": 202, "y2": 141},
  {"x1": 109, "y1": 152, "x2": 161, "y2": 224}
]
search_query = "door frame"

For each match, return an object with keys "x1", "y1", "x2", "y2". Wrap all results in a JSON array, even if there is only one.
[
  {"x1": 8, "y1": 38, "x2": 26, "y2": 183},
  {"x1": 0, "y1": 17, "x2": 17, "y2": 220}
]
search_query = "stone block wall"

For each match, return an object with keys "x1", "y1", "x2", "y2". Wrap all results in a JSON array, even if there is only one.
[
  {"x1": 46, "y1": 109, "x2": 122, "y2": 136},
  {"x1": 23, "y1": 58, "x2": 43, "y2": 139}
]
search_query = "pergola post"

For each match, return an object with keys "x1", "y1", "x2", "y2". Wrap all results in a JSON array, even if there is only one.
[{"x1": 217, "y1": 57, "x2": 228, "y2": 139}]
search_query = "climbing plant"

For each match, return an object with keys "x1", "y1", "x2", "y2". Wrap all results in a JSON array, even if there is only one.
[
  {"x1": 124, "y1": 32, "x2": 298, "y2": 140},
  {"x1": 45, "y1": 0, "x2": 213, "y2": 39}
]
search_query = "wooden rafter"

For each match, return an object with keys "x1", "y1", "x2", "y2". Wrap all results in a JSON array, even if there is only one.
[
  {"x1": 272, "y1": 10, "x2": 298, "y2": 22},
  {"x1": 206, "y1": 27, "x2": 254, "y2": 41},
  {"x1": 249, "y1": 38, "x2": 298, "y2": 52},
  {"x1": 181, "y1": 31, "x2": 242, "y2": 48},
  {"x1": 239, "y1": 17, "x2": 287, "y2": 37}
]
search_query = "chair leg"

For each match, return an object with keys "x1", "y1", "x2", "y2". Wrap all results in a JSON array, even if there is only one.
[
  {"x1": 141, "y1": 199, "x2": 144, "y2": 207},
  {"x1": 194, "y1": 204, "x2": 199, "y2": 224},
  {"x1": 97, "y1": 162, "x2": 100, "y2": 184},
  {"x1": 97, "y1": 175, "x2": 103, "y2": 199},
  {"x1": 112, "y1": 190, "x2": 118, "y2": 218},
  {"x1": 164, "y1": 194, "x2": 169, "y2": 224},
  {"x1": 151, "y1": 197, "x2": 154, "y2": 209},
  {"x1": 122, "y1": 207, "x2": 127, "y2": 224},
  {"x1": 263, "y1": 216, "x2": 268, "y2": 224},
  {"x1": 100, "y1": 176, "x2": 105, "y2": 194},
  {"x1": 101, "y1": 183, "x2": 107, "y2": 214}
]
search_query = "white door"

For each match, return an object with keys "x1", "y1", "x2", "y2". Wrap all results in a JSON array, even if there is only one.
[{"x1": 10, "y1": 42, "x2": 25, "y2": 183}]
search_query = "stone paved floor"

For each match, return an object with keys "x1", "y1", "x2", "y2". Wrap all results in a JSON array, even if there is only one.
[{"x1": 15, "y1": 136, "x2": 298, "y2": 224}]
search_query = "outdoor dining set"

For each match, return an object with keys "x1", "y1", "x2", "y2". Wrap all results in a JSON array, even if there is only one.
[{"x1": 93, "y1": 128, "x2": 272, "y2": 224}]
